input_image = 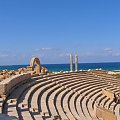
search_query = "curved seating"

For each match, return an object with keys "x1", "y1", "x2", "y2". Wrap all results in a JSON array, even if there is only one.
[
  {"x1": 1, "y1": 70, "x2": 120, "y2": 120},
  {"x1": 55, "y1": 88, "x2": 69, "y2": 120},
  {"x1": 3, "y1": 79, "x2": 36, "y2": 119}
]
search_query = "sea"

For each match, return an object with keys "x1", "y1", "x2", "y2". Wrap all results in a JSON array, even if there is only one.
[{"x1": 1, "y1": 62, "x2": 120, "y2": 72}]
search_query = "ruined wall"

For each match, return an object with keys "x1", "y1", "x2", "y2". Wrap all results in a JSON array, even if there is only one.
[{"x1": 0, "y1": 73, "x2": 31, "y2": 96}]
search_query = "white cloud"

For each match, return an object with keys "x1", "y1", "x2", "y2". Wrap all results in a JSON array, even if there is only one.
[
  {"x1": 34, "y1": 48, "x2": 52, "y2": 52},
  {"x1": 31, "y1": 54, "x2": 44, "y2": 58},
  {"x1": 59, "y1": 53, "x2": 70, "y2": 57},
  {"x1": 112, "y1": 53, "x2": 120, "y2": 57},
  {"x1": 0, "y1": 54, "x2": 9, "y2": 58},
  {"x1": 41, "y1": 48, "x2": 52, "y2": 51},
  {"x1": 104, "y1": 48, "x2": 113, "y2": 53},
  {"x1": 34, "y1": 49, "x2": 40, "y2": 52}
]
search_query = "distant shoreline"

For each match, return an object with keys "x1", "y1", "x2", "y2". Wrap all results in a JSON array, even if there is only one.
[
  {"x1": 1, "y1": 61, "x2": 120, "y2": 66},
  {"x1": 1, "y1": 62, "x2": 120, "y2": 72}
]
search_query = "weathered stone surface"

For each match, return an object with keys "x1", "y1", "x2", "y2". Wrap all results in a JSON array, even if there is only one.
[
  {"x1": 0, "y1": 73, "x2": 31, "y2": 96},
  {"x1": 102, "y1": 88, "x2": 115, "y2": 100},
  {"x1": 75, "y1": 55, "x2": 78, "y2": 72},
  {"x1": 41, "y1": 67, "x2": 48, "y2": 74},
  {"x1": 27, "y1": 66, "x2": 33, "y2": 71},
  {"x1": 0, "y1": 75, "x2": 5, "y2": 81},
  {"x1": 96, "y1": 107, "x2": 117, "y2": 120},
  {"x1": 30, "y1": 57, "x2": 41, "y2": 74},
  {"x1": 70, "y1": 54, "x2": 73, "y2": 72}
]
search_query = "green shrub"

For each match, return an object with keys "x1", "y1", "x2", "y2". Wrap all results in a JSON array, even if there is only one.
[{"x1": 112, "y1": 74, "x2": 120, "y2": 78}]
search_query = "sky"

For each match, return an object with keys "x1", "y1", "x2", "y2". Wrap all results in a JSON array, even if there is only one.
[{"x1": 0, "y1": 0, "x2": 120, "y2": 65}]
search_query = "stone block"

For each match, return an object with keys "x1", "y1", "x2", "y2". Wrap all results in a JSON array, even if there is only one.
[
  {"x1": 27, "y1": 66, "x2": 33, "y2": 71},
  {"x1": 102, "y1": 89, "x2": 114, "y2": 100},
  {"x1": 96, "y1": 107, "x2": 117, "y2": 120}
]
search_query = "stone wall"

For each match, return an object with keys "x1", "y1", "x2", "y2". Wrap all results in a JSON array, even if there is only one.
[{"x1": 0, "y1": 73, "x2": 31, "y2": 96}]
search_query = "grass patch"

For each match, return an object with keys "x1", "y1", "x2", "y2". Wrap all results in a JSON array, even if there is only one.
[{"x1": 112, "y1": 74, "x2": 120, "y2": 78}]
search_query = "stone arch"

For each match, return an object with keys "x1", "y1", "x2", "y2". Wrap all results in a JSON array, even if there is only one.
[{"x1": 30, "y1": 57, "x2": 41, "y2": 74}]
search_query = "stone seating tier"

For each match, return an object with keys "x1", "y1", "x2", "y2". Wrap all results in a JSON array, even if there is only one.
[{"x1": 1, "y1": 71, "x2": 119, "y2": 120}]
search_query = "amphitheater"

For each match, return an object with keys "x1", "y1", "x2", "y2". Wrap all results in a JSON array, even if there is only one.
[{"x1": 0, "y1": 57, "x2": 120, "y2": 120}]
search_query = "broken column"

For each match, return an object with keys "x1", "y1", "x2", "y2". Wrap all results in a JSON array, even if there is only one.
[
  {"x1": 70, "y1": 54, "x2": 73, "y2": 72},
  {"x1": 75, "y1": 55, "x2": 78, "y2": 72}
]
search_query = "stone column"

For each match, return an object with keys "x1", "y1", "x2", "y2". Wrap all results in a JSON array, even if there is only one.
[
  {"x1": 70, "y1": 54, "x2": 73, "y2": 72},
  {"x1": 75, "y1": 55, "x2": 78, "y2": 72}
]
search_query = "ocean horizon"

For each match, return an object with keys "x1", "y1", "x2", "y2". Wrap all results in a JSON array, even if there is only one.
[{"x1": 1, "y1": 62, "x2": 120, "y2": 72}]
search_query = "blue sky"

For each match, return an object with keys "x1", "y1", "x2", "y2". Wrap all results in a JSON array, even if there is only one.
[{"x1": 0, "y1": 0, "x2": 120, "y2": 65}]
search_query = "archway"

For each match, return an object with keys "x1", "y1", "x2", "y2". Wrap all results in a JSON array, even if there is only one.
[{"x1": 30, "y1": 57, "x2": 41, "y2": 74}]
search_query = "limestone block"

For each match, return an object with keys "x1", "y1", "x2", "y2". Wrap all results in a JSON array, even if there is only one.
[
  {"x1": 96, "y1": 107, "x2": 117, "y2": 120},
  {"x1": 35, "y1": 66, "x2": 40, "y2": 74},
  {"x1": 102, "y1": 89, "x2": 114, "y2": 100},
  {"x1": 41, "y1": 68, "x2": 46, "y2": 73},
  {"x1": 27, "y1": 66, "x2": 33, "y2": 71},
  {"x1": 0, "y1": 75, "x2": 5, "y2": 80}
]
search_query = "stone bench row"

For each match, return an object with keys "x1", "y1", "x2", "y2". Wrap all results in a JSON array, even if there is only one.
[
  {"x1": 2, "y1": 71, "x2": 100, "y2": 119},
  {"x1": 2, "y1": 71, "x2": 119, "y2": 120},
  {"x1": 20, "y1": 73, "x2": 108, "y2": 120}
]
